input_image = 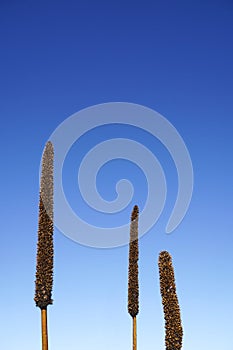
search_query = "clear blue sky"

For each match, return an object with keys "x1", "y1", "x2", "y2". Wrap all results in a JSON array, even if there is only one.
[{"x1": 1, "y1": 1, "x2": 233, "y2": 349}]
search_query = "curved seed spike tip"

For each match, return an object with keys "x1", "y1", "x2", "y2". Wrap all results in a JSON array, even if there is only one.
[{"x1": 131, "y1": 205, "x2": 139, "y2": 221}]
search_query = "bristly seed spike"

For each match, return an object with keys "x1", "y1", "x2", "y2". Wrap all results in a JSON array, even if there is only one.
[
  {"x1": 34, "y1": 141, "x2": 54, "y2": 310},
  {"x1": 158, "y1": 251, "x2": 183, "y2": 350},
  {"x1": 128, "y1": 205, "x2": 139, "y2": 318}
]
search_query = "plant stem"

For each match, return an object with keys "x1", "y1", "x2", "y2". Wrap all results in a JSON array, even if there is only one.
[
  {"x1": 41, "y1": 308, "x2": 48, "y2": 350},
  {"x1": 133, "y1": 316, "x2": 137, "y2": 350}
]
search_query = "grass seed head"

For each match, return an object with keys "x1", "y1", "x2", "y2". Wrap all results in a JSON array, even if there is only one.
[
  {"x1": 34, "y1": 141, "x2": 54, "y2": 309},
  {"x1": 158, "y1": 251, "x2": 183, "y2": 350},
  {"x1": 128, "y1": 205, "x2": 139, "y2": 318}
]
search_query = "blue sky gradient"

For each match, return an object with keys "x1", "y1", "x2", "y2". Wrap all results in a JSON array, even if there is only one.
[{"x1": 1, "y1": 1, "x2": 233, "y2": 349}]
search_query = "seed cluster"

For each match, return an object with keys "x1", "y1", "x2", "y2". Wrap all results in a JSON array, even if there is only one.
[
  {"x1": 128, "y1": 205, "x2": 139, "y2": 318},
  {"x1": 34, "y1": 141, "x2": 54, "y2": 310},
  {"x1": 158, "y1": 251, "x2": 183, "y2": 350}
]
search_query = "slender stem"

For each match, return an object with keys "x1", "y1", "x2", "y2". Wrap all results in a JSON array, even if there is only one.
[
  {"x1": 41, "y1": 308, "x2": 48, "y2": 350},
  {"x1": 133, "y1": 316, "x2": 137, "y2": 350}
]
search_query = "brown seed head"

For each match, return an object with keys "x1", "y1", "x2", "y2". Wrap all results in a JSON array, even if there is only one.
[
  {"x1": 158, "y1": 251, "x2": 183, "y2": 350},
  {"x1": 34, "y1": 141, "x2": 54, "y2": 309},
  {"x1": 128, "y1": 205, "x2": 139, "y2": 318}
]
